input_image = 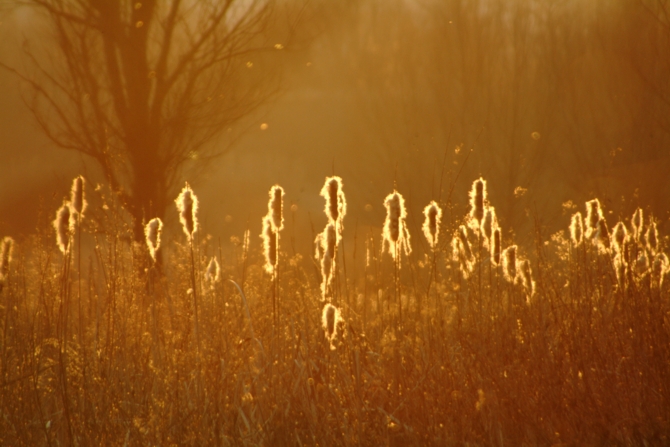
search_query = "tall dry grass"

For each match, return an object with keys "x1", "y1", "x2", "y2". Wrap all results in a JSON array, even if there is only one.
[{"x1": 0, "y1": 175, "x2": 669, "y2": 446}]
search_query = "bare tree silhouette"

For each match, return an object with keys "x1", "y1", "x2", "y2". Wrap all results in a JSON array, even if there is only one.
[{"x1": 2, "y1": 0, "x2": 300, "y2": 239}]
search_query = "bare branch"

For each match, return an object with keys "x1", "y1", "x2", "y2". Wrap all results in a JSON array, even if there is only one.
[{"x1": 8, "y1": 0, "x2": 292, "y2": 239}]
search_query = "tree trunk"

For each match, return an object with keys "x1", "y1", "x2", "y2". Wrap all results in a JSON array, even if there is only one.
[{"x1": 127, "y1": 125, "x2": 168, "y2": 244}]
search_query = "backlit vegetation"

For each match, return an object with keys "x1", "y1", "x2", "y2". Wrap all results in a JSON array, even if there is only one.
[{"x1": 1, "y1": 175, "x2": 669, "y2": 445}]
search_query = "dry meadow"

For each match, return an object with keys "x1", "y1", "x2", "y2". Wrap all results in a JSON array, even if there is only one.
[{"x1": 1, "y1": 175, "x2": 669, "y2": 446}]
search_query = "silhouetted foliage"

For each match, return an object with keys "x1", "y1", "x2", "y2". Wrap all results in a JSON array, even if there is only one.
[{"x1": 3, "y1": 0, "x2": 302, "y2": 240}]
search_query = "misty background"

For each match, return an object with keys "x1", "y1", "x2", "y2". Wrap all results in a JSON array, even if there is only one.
[{"x1": 1, "y1": 0, "x2": 669, "y2": 259}]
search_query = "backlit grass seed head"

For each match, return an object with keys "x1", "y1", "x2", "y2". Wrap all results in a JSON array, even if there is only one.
[
  {"x1": 384, "y1": 192, "x2": 402, "y2": 242},
  {"x1": 70, "y1": 175, "x2": 87, "y2": 217},
  {"x1": 646, "y1": 220, "x2": 658, "y2": 254},
  {"x1": 623, "y1": 240, "x2": 634, "y2": 266},
  {"x1": 481, "y1": 206, "x2": 497, "y2": 245},
  {"x1": 0, "y1": 237, "x2": 14, "y2": 279},
  {"x1": 611, "y1": 222, "x2": 627, "y2": 254},
  {"x1": 383, "y1": 191, "x2": 411, "y2": 261},
  {"x1": 422, "y1": 201, "x2": 442, "y2": 249},
  {"x1": 451, "y1": 236, "x2": 463, "y2": 263},
  {"x1": 451, "y1": 237, "x2": 469, "y2": 277},
  {"x1": 322, "y1": 303, "x2": 342, "y2": 349},
  {"x1": 319, "y1": 223, "x2": 337, "y2": 298},
  {"x1": 314, "y1": 232, "x2": 324, "y2": 262},
  {"x1": 621, "y1": 240, "x2": 638, "y2": 265},
  {"x1": 634, "y1": 252, "x2": 649, "y2": 278},
  {"x1": 144, "y1": 217, "x2": 163, "y2": 262},
  {"x1": 261, "y1": 216, "x2": 278, "y2": 275},
  {"x1": 652, "y1": 253, "x2": 669, "y2": 287},
  {"x1": 205, "y1": 257, "x2": 221, "y2": 284},
  {"x1": 324, "y1": 222, "x2": 337, "y2": 260},
  {"x1": 631, "y1": 208, "x2": 644, "y2": 242},
  {"x1": 53, "y1": 201, "x2": 73, "y2": 254},
  {"x1": 452, "y1": 226, "x2": 474, "y2": 277},
  {"x1": 321, "y1": 176, "x2": 346, "y2": 230},
  {"x1": 492, "y1": 228, "x2": 501, "y2": 266},
  {"x1": 320, "y1": 252, "x2": 333, "y2": 298},
  {"x1": 458, "y1": 225, "x2": 473, "y2": 260},
  {"x1": 268, "y1": 185, "x2": 285, "y2": 232},
  {"x1": 469, "y1": 177, "x2": 487, "y2": 227},
  {"x1": 175, "y1": 183, "x2": 199, "y2": 240},
  {"x1": 639, "y1": 229, "x2": 647, "y2": 248},
  {"x1": 570, "y1": 212, "x2": 584, "y2": 246},
  {"x1": 518, "y1": 259, "x2": 535, "y2": 298},
  {"x1": 596, "y1": 219, "x2": 610, "y2": 252},
  {"x1": 502, "y1": 245, "x2": 517, "y2": 282},
  {"x1": 585, "y1": 199, "x2": 602, "y2": 238}
]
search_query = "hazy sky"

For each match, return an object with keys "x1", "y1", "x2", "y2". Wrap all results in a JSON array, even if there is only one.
[{"x1": 1, "y1": 0, "x2": 668, "y2": 259}]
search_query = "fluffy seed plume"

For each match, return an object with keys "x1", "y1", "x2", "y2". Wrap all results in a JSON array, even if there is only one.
[
  {"x1": 481, "y1": 206, "x2": 497, "y2": 247},
  {"x1": 0, "y1": 237, "x2": 14, "y2": 281},
  {"x1": 634, "y1": 252, "x2": 649, "y2": 278},
  {"x1": 596, "y1": 219, "x2": 610, "y2": 252},
  {"x1": 322, "y1": 303, "x2": 342, "y2": 349},
  {"x1": 611, "y1": 222, "x2": 627, "y2": 254},
  {"x1": 631, "y1": 208, "x2": 644, "y2": 242},
  {"x1": 314, "y1": 232, "x2": 325, "y2": 262},
  {"x1": 422, "y1": 201, "x2": 442, "y2": 250},
  {"x1": 384, "y1": 192, "x2": 402, "y2": 242},
  {"x1": 321, "y1": 252, "x2": 333, "y2": 298},
  {"x1": 382, "y1": 191, "x2": 411, "y2": 261},
  {"x1": 469, "y1": 177, "x2": 487, "y2": 229},
  {"x1": 585, "y1": 199, "x2": 602, "y2": 239},
  {"x1": 175, "y1": 183, "x2": 199, "y2": 240},
  {"x1": 205, "y1": 257, "x2": 221, "y2": 284},
  {"x1": 451, "y1": 238, "x2": 468, "y2": 277},
  {"x1": 324, "y1": 222, "x2": 337, "y2": 259},
  {"x1": 261, "y1": 216, "x2": 278, "y2": 275},
  {"x1": 144, "y1": 218, "x2": 163, "y2": 262},
  {"x1": 457, "y1": 225, "x2": 473, "y2": 260},
  {"x1": 319, "y1": 223, "x2": 337, "y2": 298},
  {"x1": 451, "y1": 237, "x2": 463, "y2": 263},
  {"x1": 452, "y1": 226, "x2": 474, "y2": 277},
  {"x1": 651, "y1": 253, "x2": 669, "y2": 288},
  {"x1": 502, "y1": 245, "x2": 517, "y2": 283},
  {"x1": 518, "y1": 259, "x2": 535, "y2": 298},
  {"x1": 268, "y1": 185, "x2": 284, "y2": 232},
  {"x1": 570, "y1": 212, "x2": 584, "y2": 246},
  {"x1": 70, "y1": 175, "x2": 87, "y2": 217},
  {"x1": 646, "y1": 220, "x2": 658, "y2": 254},
  {"x1": 492, "y1": 228, "x2": 501, "y2": 266},
  {"x1": 320, "y1": 176, "x2": 347, "y2": 231},
  {"x1": 623, "y1": 240, "x2": 633, "y2": 266},
  {"x1": 53, "y1": 201, "x2": 73, "y2": 254}
]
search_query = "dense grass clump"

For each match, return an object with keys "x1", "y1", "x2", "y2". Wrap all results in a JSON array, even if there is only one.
[{"x1": 1, "y1": 175, "x2": 669, "y2": 446}]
